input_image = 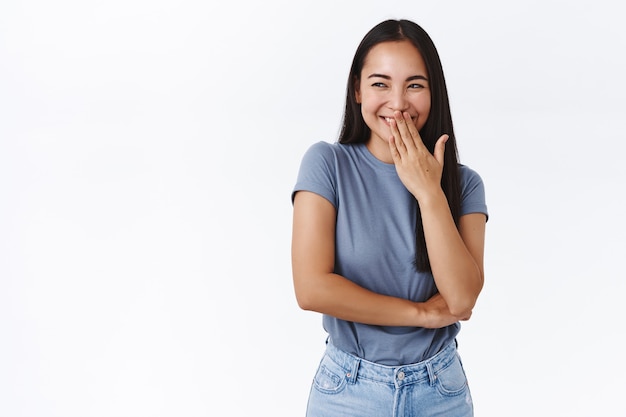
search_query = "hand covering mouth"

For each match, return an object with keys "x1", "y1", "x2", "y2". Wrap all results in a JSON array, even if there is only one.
[{"x1": 382, "y1": 116, "x2": 416, "y2": 124}]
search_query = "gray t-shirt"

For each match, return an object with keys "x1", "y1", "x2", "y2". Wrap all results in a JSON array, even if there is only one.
[{"x1": 292, "y1": 141, "x2": 488, "y2": 365}]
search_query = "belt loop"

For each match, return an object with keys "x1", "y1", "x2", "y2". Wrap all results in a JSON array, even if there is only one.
[
  {"x1": 346, "y1": 358, "x2": 360, "y2": 384},
  {"x1": 426, "y1": 360, "x2": 436, "y2": 386}
]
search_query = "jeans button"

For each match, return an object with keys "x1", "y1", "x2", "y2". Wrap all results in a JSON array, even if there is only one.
[{"x1": 397, "y1": 371, "x2": 405, "y2": 381}]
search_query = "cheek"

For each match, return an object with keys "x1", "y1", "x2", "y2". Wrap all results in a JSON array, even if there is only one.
[
  {"x1": 416, "y1": 96, "x2": 431, "y2": 128},
  {"x1": 359, "y1": 98, "x2": 377, "y2": 119}
]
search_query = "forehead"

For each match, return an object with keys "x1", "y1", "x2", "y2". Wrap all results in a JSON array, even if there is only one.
[{"x1": 362, "y1": 40, "x2": 427, "y2": 76}]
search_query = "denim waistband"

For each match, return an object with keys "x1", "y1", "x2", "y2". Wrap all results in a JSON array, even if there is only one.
[{"x1": 324, "y1": 339, "x2": 458, "y2": 388}]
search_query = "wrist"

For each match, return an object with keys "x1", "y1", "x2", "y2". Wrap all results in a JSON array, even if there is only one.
[
  {"x1": 414, "y1": 187, "x2": 447, "y2": 211},
  {"x1": 412, "y1": 301, "x2": 431, "y2": 328}
]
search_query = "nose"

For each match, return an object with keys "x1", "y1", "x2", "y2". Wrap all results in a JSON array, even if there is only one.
[{"x1": 388, "y1": 87, "x2": 409, "y2": 112}]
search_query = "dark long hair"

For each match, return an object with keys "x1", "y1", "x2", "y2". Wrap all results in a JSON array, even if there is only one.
[{"x1": 339, "y1": 19, "x2": 461, "y2": 272}]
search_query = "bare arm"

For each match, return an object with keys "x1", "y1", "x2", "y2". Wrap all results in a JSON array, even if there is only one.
[
  {"x1": 291, "y1": 190, "x2": 466, "y2": 328},
  {"x1": 420, "y1": 198, "x2": 486, "y2": 317},
  {"x1": 389, "y1": 111, "x2": 486, "y2": 317}
]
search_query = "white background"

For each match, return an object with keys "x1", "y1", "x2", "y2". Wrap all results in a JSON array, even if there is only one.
[{"x1": 1, "y1": 0, "x2": 625, "y2": 416}]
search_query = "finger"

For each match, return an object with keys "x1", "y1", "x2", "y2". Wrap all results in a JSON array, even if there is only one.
[
  {"x1": 388, "y1": 135, "x2": 402, "y2": 162},
  {"x1": 389, "y1": 118, "x2": 406, "y2": 153},
  {"x1": 433, "y1": 134, "x2": 449, "y2": 166},
  {"x1": 403, "y1": 111, "x2": 426, "y2": 150},
  {"x1": 393, "y1": 111, "x2": 414, "y2": 149}
]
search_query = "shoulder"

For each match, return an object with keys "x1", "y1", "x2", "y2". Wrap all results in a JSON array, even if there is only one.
[
  {"x1": 458, "y1": 164, "x2": 485, "y2": 191},
  {"x1": 301, "y1": 140, "x2": 344, "y2": 160},
  {"x1": 299, "y1": 141, "x2": 356, "y2": 170},
  {"x1": 293, "y1": 141, "x2": 346, "y2": 206},
  {"x1": 457, "y1": 164, "x2": 488, "y2": 219}
]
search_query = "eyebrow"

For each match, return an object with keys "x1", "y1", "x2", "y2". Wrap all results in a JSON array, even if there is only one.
[{"x1": 367, "y1": 74, "x2": 428, "y2": 82}]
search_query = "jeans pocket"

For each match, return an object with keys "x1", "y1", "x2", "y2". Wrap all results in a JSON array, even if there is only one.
[
  {"x1": 434, "y1": 354, "x2": 469, "y2": 397},
  {"x1": 312, "y1": 354, "x2": 347, "y2": 394}
]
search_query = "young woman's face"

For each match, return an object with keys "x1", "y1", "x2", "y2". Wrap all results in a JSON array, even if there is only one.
[{"x1": 355, "y1": 40, "x2": 431, "y2": 161}]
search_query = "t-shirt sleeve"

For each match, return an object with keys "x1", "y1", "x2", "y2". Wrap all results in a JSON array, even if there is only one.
[
  {"x1": 459, "y1": 164, "x2": 489, "y2": 221},
  {"x1": 291, "y1": 141, "x2": 338, "y2": 208}
]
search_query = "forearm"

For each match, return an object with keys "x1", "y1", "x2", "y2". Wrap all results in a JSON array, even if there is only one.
[
  {"x1": 418, "y1": 190, "x2": 484, "y2": 316},
  {"x1": 294, "y1": 271, "x2": 421, "y2": 326},
  {"x1": 294, "y1": 271, "x2": 462, "y2": 328}
]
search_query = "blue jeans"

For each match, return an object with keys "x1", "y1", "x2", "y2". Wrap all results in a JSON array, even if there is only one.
[{"x1": 306, "y1": 340, "x2": 473, "y2": 417}]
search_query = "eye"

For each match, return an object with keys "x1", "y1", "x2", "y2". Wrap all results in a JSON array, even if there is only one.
[
  {"x1": 371, "y1": 82, "x2": 387, "y2": 88},
  {"x1": 408, "y1": 83, "x2": 425, "y2": 89}
]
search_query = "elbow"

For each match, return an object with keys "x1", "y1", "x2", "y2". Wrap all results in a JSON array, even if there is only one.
[
  {"x1": 446, "y1": 292, "x2": 476, "y2": 318},
  {"x1": 293, "y1": 275, "x2": 321, "y2": 312},
  {"x1": 448, "y1": 271, "x2": 483, "y2": 318},
  {"x1": 447, "y1": 286, "x2": 482, "y2": 319},
  {"x1": 292, "y1": 267, "x2": 336, "y2": 313},
  {"x1": 448, "y1": 302, "x2": 475, "y2": 320},
  {"x1": 295, "y1": 291, "x2": 316, "y2": 311}
]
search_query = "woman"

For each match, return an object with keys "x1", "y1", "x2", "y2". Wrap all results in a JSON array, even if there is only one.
[{"x1": 291, "y1": 19, "x2": 488, "y2": 416}]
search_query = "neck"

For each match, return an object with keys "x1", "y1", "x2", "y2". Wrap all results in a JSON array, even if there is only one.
[{"x1": 365, "y1": 137, "x2": 394, "y2": 164}]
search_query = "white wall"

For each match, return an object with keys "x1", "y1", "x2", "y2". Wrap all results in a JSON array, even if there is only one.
[{"x1": 1, "y1": 0, "x2": 624, "y2": 415}]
